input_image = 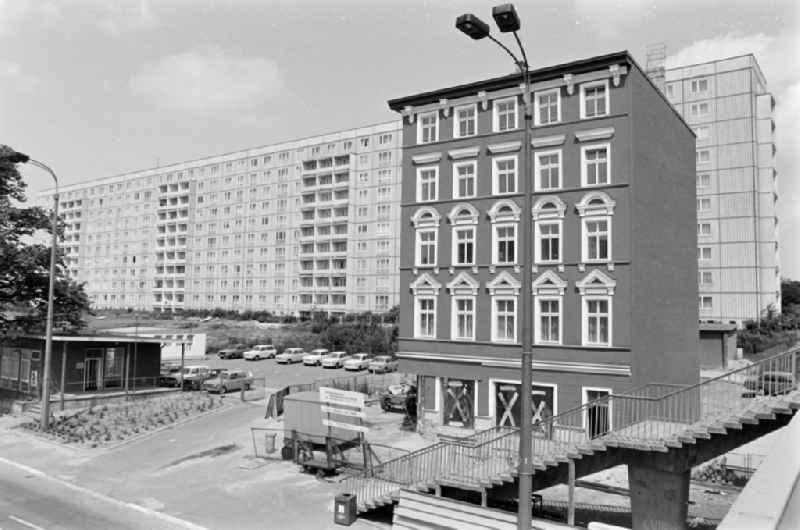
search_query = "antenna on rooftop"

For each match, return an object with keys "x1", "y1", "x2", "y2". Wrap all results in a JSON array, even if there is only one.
[{"x1": 646, "y1": 42, "x2": 667, "y2": 93}]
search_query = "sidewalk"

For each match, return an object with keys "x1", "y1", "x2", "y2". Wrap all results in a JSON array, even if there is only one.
[{"x1": 0, "y1": 401, "x2": 394, "y2": 529}]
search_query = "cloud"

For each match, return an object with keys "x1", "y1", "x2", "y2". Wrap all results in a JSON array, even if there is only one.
[
  {"x1": 130, "y1": 49, "x2": 284, "y2": 112},
  {"x1": 0, "y1": 60, "x2": 37, "y2": 90},
  {"x1": 97, "y1": 0, "x2": 158, "y2": 35},
  {"x1": 669, "y1": 31, "x2": 800, "y2": 279}
]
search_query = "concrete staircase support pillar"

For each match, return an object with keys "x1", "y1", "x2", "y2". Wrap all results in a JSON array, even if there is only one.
[{"x1": 628, "y1": 463, "x2": 690, "y2": 530}]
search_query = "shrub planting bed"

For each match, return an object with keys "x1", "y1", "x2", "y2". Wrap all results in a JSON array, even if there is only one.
[{"x1": 20, "y1": 393, "x2": 224, "y2": 448}]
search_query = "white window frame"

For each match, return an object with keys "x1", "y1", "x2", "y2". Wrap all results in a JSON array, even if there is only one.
[
  {"x1": 534, "y1": 149, "x2": 562, "y2": 192},
  {"x1": 492, "y1": 155, "x2": 518, "y2": 195},
  {"x1": 416, "y1": 166, "x2": 439, "y2": 202},
  {"x1": 417, "y1": 111, "x2": 439, "y2": 144},
  {"x1": 536, "y1": 220, "x2": 562, "y2": 264},
  {"x1": 698, "y1": 222, "x2": 712, "y2": 237},
  {"x1": 414, "y1": 296, "x2": 437, "y2": 338},
  {"x1": 582, "y1": 216, "x2": 611, "y2": 263},
  {"x1": 451, "y1": 296, "x2": 476, "y2": 341},
  {"x1": 452, "y1": 226, "x2": 476, "y2": 266},
  {"x1": 697, "y1": 174, "x2": 711, "y2": 189},
  {"x1": 535, "y1": 296, "x2": 563, "y2": 345},
  {"x1": 700, "y1": 270, "x2": 713, "y2": 286},
  {"x1": 534, "y1": 88, "x2": 561, "y2": 126},
  {"x1": 493, "y1": 97, "x2": 518, "y2": 132},
  {"x1": 453, "y1": 103, "x2": 477, "y2": 138},
  {"x1": 697, "y1": 197, "x2": 712, "y2": 212},
  {"x1": 491, "y1": 296, "x2": 517, "y2": 343},
  {"x1": 699, "y1": 295, "x2": 713, "y2": 310},
  {"x1": 581, "y1": 144, "x2": 610, "y2": 187},
  {"x1": 690, "y1": 78, "x2": 709, "y2": 95},
  {"x1": 699, "y1": 246, "x2": 712, "y2": 261},
  {"x1": 582, "y1": 296, "x2": 612, "y2": 347},
  {"x1": 696, "y1": 149, "x2": 711, "y2": 165},
  {"x1": 415, "y1": 228, "x2": 438, "y2": 267},
  {"x1": 690, "y1": 102, "x2": 710, "y2": 118},
  {"x1": 453, "y1": 160, "x2": 477, "y2": 199},
  {"x1": 580, "y1": 80, "x2": 610, "y2": 119},
  {"x1": 581, "y1": 386, "x2": 613, "y2": 432},
  {"x1": 493, "y1": 223, "x2": 517, "y2": 266}
]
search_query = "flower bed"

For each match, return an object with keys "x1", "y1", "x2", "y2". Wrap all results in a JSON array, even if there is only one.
[{"x1": 20, "y1": 393, "x2": 224, "y2": 447}]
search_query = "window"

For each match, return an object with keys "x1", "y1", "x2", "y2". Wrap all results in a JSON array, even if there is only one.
[
  {"x1": 695, "y1": 125, "x2": 710, "y2": 140},
  {"x1": 535, "y1": 89, "x2": 560, "y2": 126},
  {"x1": 697, "y1": 198, "x2": 712, "y2": 212},
  {"x1": 538, "y1": 222, "x2": 561, "y2": 262},
  {"x1": 453, "y1": 161, "x2": 476, "y2": 198},
  {"x1": 417, "y1": 166, "x2": 438, "y2": 202},
  {"x1": 584, "y1": 298, "x2": 610, "y2": 346},
  {"x1": 493, "y1": 156, "x2": 517, "y2": 195},
  {"x1": 493, "y1": 97, "x2": 517, "y2": 132},
  {"x1": 697, "y1": 174, "x2": 711, "y2": 189},
  {"x1": 698, "y1": 222, "x2": 712, "y2": 237},
  {"x1": 690, "y1": 78, "x2": 709, "y2": 94},
  {"x1": 696, "y1": 149, "x2": 711, "y2": 164},
  {"x1": 535, "y1": 150, "x2": 561, "y2": 191},
  {"x1": 700, "y1": 271, "x2": 713, "y2": 286},
  {"x1": 453, "y1": 227, "x2": 475, "y2": 265},
  {"x1": 452, "y1": 297, "x2": 475, "y2": 341},
  {"x1": 416, "y1": 297, "x2": 436, "y2": 338},
  {"x1": 495, "y1": 225, "x2": 516, "y2": 264},
  {"x1": 416, "y1": 229, "x2": 437, "y2": 266},
  {"x1": 418, "y1": 111, "x2": 438, "y2": 144},
  {"x1": 581, "y1": 80, "x2": 609, "y2": 119},
  {"x1": 699, "y1": 246, "x2": 712, "y2": 261},
  {"x1": 584, "y1": 219, "x2": 609, "y2": 261},
  {"x1": 690, "y1": 102, "x2": 710, "y2": 117},
  {"x1": 699, "y1": 296, "x2": 713, "y2": 310},
  {"x1": 582, "y1": 145, "x2": 609, "y2": 186},
  {"x1": 454, "y1": 104, "x2": 477, "y2": 138},
  {"x1": 538, "y1": 299, "x2": 561, "y2": 344},
  {"x1": 493, "y1": 298, "x2": 516, "y2": 342}
]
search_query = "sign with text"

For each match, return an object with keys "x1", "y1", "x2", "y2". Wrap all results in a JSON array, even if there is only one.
[
  {"x1": 319, "y1": 387, "x2": 365, "y2": 411},
  {"x1": 322, "y1": 418, "x2": 370, "y2": 433},
  {"x1": 321, "y1": 405, "x2": 365, "y2": 418}
]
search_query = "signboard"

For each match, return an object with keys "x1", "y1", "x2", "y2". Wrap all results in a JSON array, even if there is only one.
[
  {"x1": 321, "y1": 405, "x2": 365, "y2": 418},
  {"x1": 319, "y1": 387, "x2": 365, "y2": 410},
  {"x1": 322, "y1": 418, "x2": 370, "y2": 433}
]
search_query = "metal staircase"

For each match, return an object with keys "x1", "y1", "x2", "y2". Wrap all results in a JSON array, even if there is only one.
[{"x1": 341, "y1": 348, "x2": 800, "y2": 512}]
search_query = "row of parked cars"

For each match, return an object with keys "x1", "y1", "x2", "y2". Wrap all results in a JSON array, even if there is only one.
[
  {"x1": 158, "y1": 365, "x2": 254, "y2": 393},
  {"x1": 217, "y1": 345, "x2": 399, "y2": 373}
]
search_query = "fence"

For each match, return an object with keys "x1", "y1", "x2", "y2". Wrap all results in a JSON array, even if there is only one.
[{"x1": 265, "y1": 372, "x2": 412, "y2": 418}]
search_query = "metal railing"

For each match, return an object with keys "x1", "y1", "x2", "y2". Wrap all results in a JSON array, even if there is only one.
[{"x1": 342, "y1": 347, "x2": 800, "y2": 509}]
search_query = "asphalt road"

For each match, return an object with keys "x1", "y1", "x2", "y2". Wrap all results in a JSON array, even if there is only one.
[{"x1": 0, "y1": 458, "x2": 201, "y2": 530}]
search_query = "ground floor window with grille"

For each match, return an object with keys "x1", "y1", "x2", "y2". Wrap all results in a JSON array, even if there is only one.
[{"x1": 443, "y1": 378, "x2": 475, "y2": 428}]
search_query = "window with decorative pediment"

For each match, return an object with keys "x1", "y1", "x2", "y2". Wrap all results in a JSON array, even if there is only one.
[
  {"x1": 448, "y1": 204, "x2": 479, "y2": 267},
  {"x1": 411, "y1": 273, "x2": 441, "y2": 339},
  {"x1": 412, "y1": 207, "x2": 440, "y2": 269},
  {"x1": 532, "y1": 196, "x2": 566, "y2": 264},
  {"x1": 487, "y1": 271, "x2": 521, "y2": 343},
  {"x1": 448, "y1": 272, "x2": 479, "y2": 341},
  {"x1": 576, "y1": 269, "x2": 616, "y2": 347},
  {"x1": 532, "y1": 270, "x2": 567, "y2": 345}
]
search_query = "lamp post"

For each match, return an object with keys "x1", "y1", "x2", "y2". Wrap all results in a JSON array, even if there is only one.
[
  {"x1": 456, "y1": 6, "x2": 535, "y2": 529},
  {"x1": 0, "y1": 145, "x2": 60, "y2": 430}
]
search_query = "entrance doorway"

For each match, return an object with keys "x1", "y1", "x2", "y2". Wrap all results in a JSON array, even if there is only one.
[
  {"x1": 493, "y1": 382, "x2": 556, "y2": 433},
  {"x1": 84, "y1": 357, "x2": 103, "y2": 392},
  {"x1": 583, "y1": 387, "x2": 612, "y2": 438}
]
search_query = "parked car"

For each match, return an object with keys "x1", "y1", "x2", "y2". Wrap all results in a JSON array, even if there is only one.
[
  {"x1": 368, "y1": 355, "x2": 399, "y2": 374},
  {"x1": 217, "y1": 348, "x2": 243, "y2": 360},
  {"x1": 181, "y1": 365, "x2": 213, "y2": 390},
  {"x1": 276, "y1": 347, "x2": 305, "y2": 364},
  {"x1": 243, "y1": 344, "x2": 277, "y2": 361},
  {"x1": 381, "y1": 383, "x2": 417, "y2": 412},
  {"x1": 742, "y1": 370, "x2": 795, "y2": 397},
  {"x1": 321, "y1": 351, "x2": 351, "y2": 369},
  {"x1": 202, "y1": 370, "x2": 254, "y2": 393},
  {"x1": 160, "y1": 365, "x2": 210, "y2": 388},
  {"x1": 344, "y1": 353, "x2": 372, "y2": 371},
  {"x1": 158, "y1": 366, "x2": 183, "y2": 387},
  {"x1": 302, "y1": 349, "x2": 330, "y2": 366}
]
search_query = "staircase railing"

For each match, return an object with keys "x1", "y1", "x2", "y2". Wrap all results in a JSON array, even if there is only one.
[{"x1": 343, "y1": 347, "x2": 800, "y2": 507}]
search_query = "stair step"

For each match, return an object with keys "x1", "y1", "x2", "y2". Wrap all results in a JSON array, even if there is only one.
[
  {"x1": 739, "y1": 415, "x2": 760, "y2": 425},
  {"x1": 576, "y1": 445, "x2": 595, "y2": 456},
  {"x1": 664, "y1": 438, "x2": 683, "y2": 449},
  {"x1": 692, "y1": 429, "x2": 712, "y2": 440},
  {"x1": 771, "y1": 404, "x2": 793, "y2": 415},
  {"x1": 590, "y1": 440, "x2": 607, "y2": 451},
  {"x1": 722, "y1": 420, "x2": 743, "y2": 430},
  {"x1": 754, "y1": 411, "x2": 776, "y2": 421},
  {"x1": 677, "y1": 434, "x2": 697, "y2": 444},
  {"x1": 706, "y1": 424, "x2": 728, "y2": 435}
]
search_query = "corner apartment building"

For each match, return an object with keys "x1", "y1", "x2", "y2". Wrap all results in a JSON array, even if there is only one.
[
  {"x1": 663, "y1": 54, "x2": 780, "y2": 324},
  {"x1": 389, "y1": 51, "x2": 699, "y2": 434},
  {"x1": 47, "y1": 121, "x2": 402, "y2": 317}
]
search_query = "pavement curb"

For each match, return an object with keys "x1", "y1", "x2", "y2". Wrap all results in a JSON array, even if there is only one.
[{"x1": 0, "y1": 456, "x2": 207, "y2": 530}]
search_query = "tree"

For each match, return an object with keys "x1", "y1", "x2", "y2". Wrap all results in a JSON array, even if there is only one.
[
  {"x1": 0, "y1": 158, "x2": 91, "y2": 335},
  {"x1": 782, "y1": 278, "x2": 800, "y2": 309}
]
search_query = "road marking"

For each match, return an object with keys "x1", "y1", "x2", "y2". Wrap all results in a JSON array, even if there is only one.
[
  {"x1": 0, "y1": 457, "x2": 206, "y2": 530},
  {"x1": 9, "y1": 516, "x2": 45, "y2": 530}
]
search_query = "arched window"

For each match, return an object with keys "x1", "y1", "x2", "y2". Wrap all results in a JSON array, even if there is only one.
[
  {"x1": 576, "y1": 192, "x2": 615, "y2": 264},
  {"x1": 488, "y1": 200, "x2": 520, "y2": 268},
  {"x1": 532, "y1": 196, "x2": 566, "y2": 264},
  {"x1": 448, "y1": 204, "x2": 479, "y2": 267}
]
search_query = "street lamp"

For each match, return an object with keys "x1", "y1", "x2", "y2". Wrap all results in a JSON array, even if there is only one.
[
  {"x1": 456, "y1": 6, "x2": 535, "y2": 529},
  {"x1": 0, "y1": 145, "x2": 60, "y2": 430}
]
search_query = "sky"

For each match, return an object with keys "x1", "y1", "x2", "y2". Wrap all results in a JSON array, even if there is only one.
[{"x1": 1, "y1": 0, "x2": 798, "y2": 277}]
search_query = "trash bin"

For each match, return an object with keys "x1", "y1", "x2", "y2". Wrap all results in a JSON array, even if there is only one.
[
  {"x1": 333, "y1": 493, "x2": 357, "y2": 526},
  {"x1": 264, "y1": 432, "x2": 277, "y2": 454}
]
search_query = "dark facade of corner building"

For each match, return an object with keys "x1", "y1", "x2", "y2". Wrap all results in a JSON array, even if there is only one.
[{"x1": 388, "y1": 51, "x2": 699, "y2": 434}]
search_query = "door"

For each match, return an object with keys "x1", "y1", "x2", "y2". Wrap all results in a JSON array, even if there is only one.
[
  {"x1": 84, "y1": 358, "x2": 102, "y2": 391},
  {"x1": 443, "y1": 379, "x2": 475, "y2": 428},
  {"x1": 493, "y1": 382, "x2": 555, "y2": 435},
  {"x1": 584, "y1": 388, "x2": 611, "y2": 438}
]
